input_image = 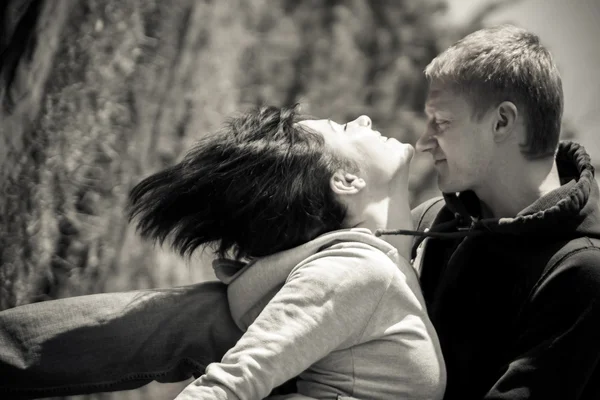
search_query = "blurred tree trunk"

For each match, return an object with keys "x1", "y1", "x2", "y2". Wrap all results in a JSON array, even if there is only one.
[
  {"x1": 0, "y1": 0, "x2": 249, "y2": 313},
  {"x1": 1, "y1": 1, "x2": 247, "y2": 397},
  {"x1": 4, "y1": 0, "x2": 111, "y2": 308}
]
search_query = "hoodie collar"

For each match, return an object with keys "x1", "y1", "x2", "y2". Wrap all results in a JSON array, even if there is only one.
[
  {"x1": 213, "y1": 228, "x2": 399, "y2": 285},
  {"x1": 442, "y1": 141, "x2": 600, "y2": 237},
  {"x1": 213, "y1": 228, "x2": 401, "y2": 330}
]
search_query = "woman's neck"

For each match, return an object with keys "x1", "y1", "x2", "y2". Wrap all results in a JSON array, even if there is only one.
[{"x1": 351, "y1": 190, "x2": 414, "y2": 262}]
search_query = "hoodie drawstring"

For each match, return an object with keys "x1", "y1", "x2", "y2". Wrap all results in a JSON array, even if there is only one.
[{"x1": 375, "y1": 217, "x2": 484, "y2": 260}]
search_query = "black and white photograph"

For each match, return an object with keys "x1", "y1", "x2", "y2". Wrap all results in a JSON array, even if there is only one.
[{"x1": 1, "y1": 0, "x2": 600, "y2": 399}]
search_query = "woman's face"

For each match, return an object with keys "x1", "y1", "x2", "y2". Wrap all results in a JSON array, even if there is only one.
[{"x1": 297, "y1": 115, "x2": 414, "y2": 189}]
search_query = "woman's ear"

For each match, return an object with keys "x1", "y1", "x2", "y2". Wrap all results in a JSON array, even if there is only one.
[{"x1": 330, "y1": 171, "x2": 366, "y2": 195}]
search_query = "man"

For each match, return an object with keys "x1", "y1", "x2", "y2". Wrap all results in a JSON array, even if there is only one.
[
  {"x1": 404, "y1": 24, "x2": 600, "y2": 399},
  {"x1": 2, "y1": 25, "x2": 600, "y2": 399}
]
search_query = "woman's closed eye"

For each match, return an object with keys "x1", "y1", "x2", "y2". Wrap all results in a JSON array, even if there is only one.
[{"x1": 328, "y1": 119, "x2": 346, "y2": 133}]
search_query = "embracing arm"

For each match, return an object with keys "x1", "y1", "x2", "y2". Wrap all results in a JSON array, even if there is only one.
[
  {"x1": 0, "y1": 281, "x2": 242, "y2": 399},
  {"x1": 484, "y1": 249, "x2": 600, "y2": 400},
  {"x1": 175, "y1": 250, "x2": 395, "y2": 400}
]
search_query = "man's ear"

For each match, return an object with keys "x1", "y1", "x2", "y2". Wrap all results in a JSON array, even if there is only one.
[
  {"x1": 330, "y1": 171, "x2": 366, "y2": 195},
  {"x1": 492, "y1": 101, "x2": 518, "y2": 142}
]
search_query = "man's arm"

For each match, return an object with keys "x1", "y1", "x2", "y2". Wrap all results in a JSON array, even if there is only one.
[
  {"x1": 485, "y1": 249, "x2": 600, "y2": 399},
  {"x1": 0, "y1": 281, "x2": 242, "y2": 399}
]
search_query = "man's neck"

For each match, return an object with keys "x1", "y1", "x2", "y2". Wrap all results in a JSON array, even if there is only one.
[{"x1": 475, "y1": 159, "x2": 561, "y2": 218}]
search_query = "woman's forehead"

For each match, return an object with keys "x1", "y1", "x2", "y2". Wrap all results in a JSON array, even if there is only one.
[
  {"x1": 296, "y1": 119, "x2": 329, "y2": 130},
  {"x1": 294, "y1": 113, "x2": 320, "y2": 122}
]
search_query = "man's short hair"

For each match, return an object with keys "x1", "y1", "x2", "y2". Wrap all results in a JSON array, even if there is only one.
[{"x1": 425, "y1": 25, "x2": 563, "y2": 158}]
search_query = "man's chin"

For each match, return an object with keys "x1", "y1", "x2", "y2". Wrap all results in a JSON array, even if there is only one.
[
  {"x1": 436, "y1": 175, "x2": 449, "y2": 192},
  {"x1": 437, "y1": 179, "x2": 464, "y2": 194}
]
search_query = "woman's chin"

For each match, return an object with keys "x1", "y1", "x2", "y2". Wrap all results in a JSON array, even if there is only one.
[
  {"x1": 391, "y1": 141, "x2": 415, "y2": 168},
  {"x1": 401, "y1": 142, "x2": 415, "y2": 163}
]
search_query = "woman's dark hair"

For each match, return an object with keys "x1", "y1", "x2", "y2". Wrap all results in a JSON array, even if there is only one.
[{"x1": 127, "y1": 105, "x2": 356, "y2": 260}]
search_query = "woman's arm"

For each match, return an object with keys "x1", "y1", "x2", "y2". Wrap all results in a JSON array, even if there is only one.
[{"x1": 175, "y1": 248, "x2": 396, "y2": 400}]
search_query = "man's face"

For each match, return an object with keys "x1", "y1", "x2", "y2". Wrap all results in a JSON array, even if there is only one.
[{"x1": 417, "y1": 83, "x2": 495, "y2": 193}]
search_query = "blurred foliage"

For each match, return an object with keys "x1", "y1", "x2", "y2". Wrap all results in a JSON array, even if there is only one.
[{"x1": 0, "y1": 0, "x2": 567, "y2": 398}]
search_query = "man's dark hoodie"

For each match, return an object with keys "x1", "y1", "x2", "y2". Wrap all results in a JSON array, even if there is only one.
[{"x1": 407, "y1": 141, "x2": 600, "y2": 399}]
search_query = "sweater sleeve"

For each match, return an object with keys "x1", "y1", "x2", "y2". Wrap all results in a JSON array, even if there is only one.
[
  {"x1": 484, "y1": 248, "x2": 600, "y2": 400},
  {"x1": 174, "y1": 248, "x2": 396, "y2": 400}
]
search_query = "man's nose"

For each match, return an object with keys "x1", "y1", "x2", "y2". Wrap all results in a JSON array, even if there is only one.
[{"x1": 416, "y1": 126, "x2": 436, "y2": 153}]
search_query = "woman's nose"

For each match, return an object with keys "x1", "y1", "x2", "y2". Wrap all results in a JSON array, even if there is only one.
[{"x1": 355, "y1": 115, "x2": 372, "y2": 128}]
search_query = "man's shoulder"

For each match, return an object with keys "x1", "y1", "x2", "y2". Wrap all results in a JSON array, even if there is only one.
[
  {"x1": 547, "y1": 235, "x2": 600, "y2": 273},
  {"x1": 536, "y1": 236, "x2": 600, "y2": 294},
  {"x1": 411, "y1": 196, "x2": 446, "y2": 232}
]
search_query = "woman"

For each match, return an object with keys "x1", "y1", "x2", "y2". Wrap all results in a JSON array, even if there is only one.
[{"x1": 127, "y1": 104, "x2": 446, "y2": 399}]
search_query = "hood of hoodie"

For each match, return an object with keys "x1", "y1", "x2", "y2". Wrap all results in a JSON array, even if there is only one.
[
  {"x1": 212, "y1": 228, "x2": 400, "y2": 331},
  {"x1": 440, "y1": 141, "x2": 600, "y2": 238}
]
